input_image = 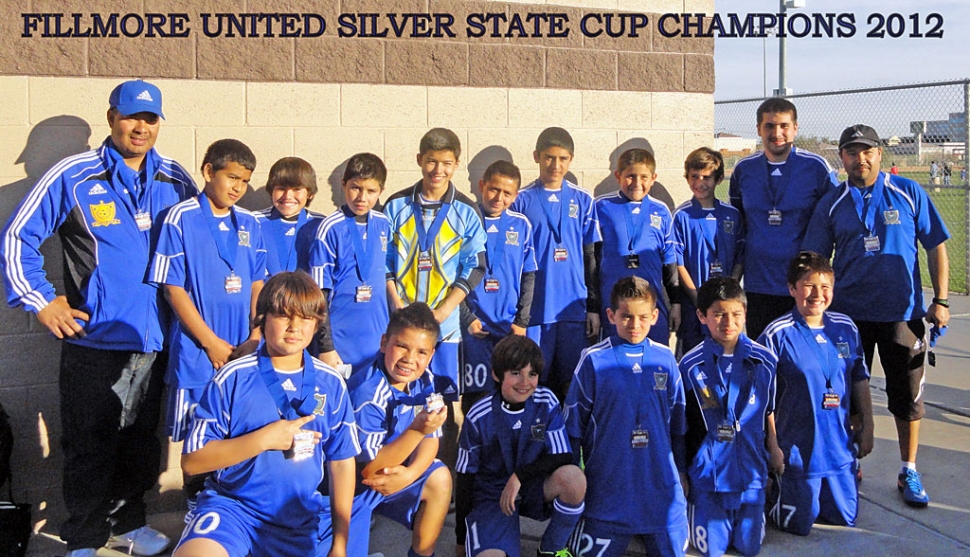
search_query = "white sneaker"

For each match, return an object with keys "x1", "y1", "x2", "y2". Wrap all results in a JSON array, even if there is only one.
[
  {"x1": 65, "y1": 550, "x2": 98, "y2": 557},
  {"x1": 105, "y1": 526, "x2": 171, "y2": 556}
]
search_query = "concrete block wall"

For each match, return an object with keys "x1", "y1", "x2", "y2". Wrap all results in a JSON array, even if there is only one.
[{"x1": 0, "y1": 0, "x2": 715, "y2": 536}]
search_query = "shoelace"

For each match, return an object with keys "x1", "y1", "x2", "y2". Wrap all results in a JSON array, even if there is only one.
[{"x1": 902, "y1": 470, "x2": 924, "y2": 492}]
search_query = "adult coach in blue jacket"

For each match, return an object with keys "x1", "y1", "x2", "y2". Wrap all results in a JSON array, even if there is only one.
[
  {"x1": 0, "y1": 81, "x2": 197, "y2": 556},
  {"x1": 802, "y1": 124, "x2": 950, "y2": 508}
]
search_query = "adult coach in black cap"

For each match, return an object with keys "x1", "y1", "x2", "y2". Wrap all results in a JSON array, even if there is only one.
[
  {"x1": 802, "y1": 124, "x2": 950, "y2": 508},
  {"x1": 1, "y1": 80, "x2": 197, "y2": 556}
]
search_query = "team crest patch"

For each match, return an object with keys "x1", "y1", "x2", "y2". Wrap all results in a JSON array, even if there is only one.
[
  {"x1": 722, "y1": 219, "x2": 735, "y2": 234},
  {"x1": 883, "y1": 209, "x2": 900, "y2": 225},
  {"x1": 90, "y1": 200, "x2": 121, "y2": 227},
  {"x1": 313, "y1": 393, "x2": 327, "y2": 415},
  {"x1": 506, "y1": 230, "x2": 519, "y2": 245},
  {"x1": 650, "y1": 214, "x2": 662, "y2": 229},
  {"x1": 568, "y1": 202, "x2": 579, "y2": 219},
  {"x1": 654, "y1": 372, "x2": 668, "y2": 390},
  {"x1": 238, "y1": 230, "x2": 250, "y2": 247},
  {"x1": 531, "y1": 423, "x2": 546, "y2": 441},
  {"x1": 836, "y1": 342, "x2": 850, "y2": 358}
]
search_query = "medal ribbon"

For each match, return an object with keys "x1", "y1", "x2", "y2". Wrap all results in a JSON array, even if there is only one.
[
  {"x1": 104, "y1": 141, "x2": 158, "y2": 237},
  {"x1": 762, "y1": 154, "x2": 792, "y2": 210},
  {"x1": 620, "y1": 196, "x2": 647, "y2": 254},
  {"x1": 538, "y1": 189, "x2": 567, "y2": 246},
  {"x1": 794, "y1": 315, "x2": 838, "y2": 389},
  {"x1": 702, "y1": 340, "x2": 750, "y2": 428},
  {"x1": 257, "y1": 345, "x2": 316, "y2": 419},
  {"x1": 345, "y1": 207, "x2": 376, "y2": 284},
  {"x1": 483, "y1": 211, "x2": 510, "y2": 276},
  {"x1": 412, "y1": 197, "x2": 452, "y2": 254},
  {"x1": 847, "y1": 173, "x2": 886, "y2": 237},
  {"x1": 198, "y1": 193, "x2": 239, "y2": 271},
  {"x1": 269, "y1": 208, "x2": 307, "y2": 272},
  {"x1": 612, "y1": 340, "x2": 648, "y2": 428}
]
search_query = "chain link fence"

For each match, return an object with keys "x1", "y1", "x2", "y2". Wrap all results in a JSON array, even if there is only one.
[{"x1": 715, "y1": 79, "x2": 970, "y2": 294}]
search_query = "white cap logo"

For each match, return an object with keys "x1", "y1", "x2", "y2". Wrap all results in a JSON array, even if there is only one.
[{"x1": 136, "y1": 90, "x2": 154, "y2": 102}]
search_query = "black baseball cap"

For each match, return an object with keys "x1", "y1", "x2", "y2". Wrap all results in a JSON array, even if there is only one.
[{"x1": 838, "y1": 124, "x2": 880, "y2": 150}]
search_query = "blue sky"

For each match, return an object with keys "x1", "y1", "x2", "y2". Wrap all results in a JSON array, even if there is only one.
[{"x1": 714, "y1": 0, "x2": 970, "y2": 100}]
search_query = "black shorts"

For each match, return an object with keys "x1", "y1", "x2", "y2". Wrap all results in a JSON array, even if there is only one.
[
  {"x1": 855, "y1": 319, "x2": 926, "y2": 421},
  {"x1": 745, "y1": 292, "x2": 795, "y2": 341}
]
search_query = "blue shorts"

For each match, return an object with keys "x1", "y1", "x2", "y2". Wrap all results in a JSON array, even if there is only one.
[
  {"x1": 687, "y1": 489, "x2": 765, "y2": 557},
  {"x1": 767, "y1": 467, "x2": 857, "y2": 536},
  {"x1": 177, "y1": 490, "x2": 316, "y2": 557},
  {"x1": 567, "y1": 517, "x2": 688, "y2": 557},
  {"x1": 464, "y1": 477, "x2": 548, "y2": 557},
  {"x1": 461, "y1": 334, "x2": 499, "y2": 395},
  {"x1": 166, "y1": 386, "x2": 205, "y2": 442},
  {"x1": 430, "y1": 341, "x2": 460, "y2": 401},
  {"x1": 677, "y1": 299, "x2": 706, "y2": 356}
]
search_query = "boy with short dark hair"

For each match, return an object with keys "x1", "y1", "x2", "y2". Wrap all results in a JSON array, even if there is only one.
[
  {"x1": 459, "y1": 160, "x2": 538, "y2": 406},
  {"x1": 256, "y1": 157, "x2": 324, "y2": 277},
  {"x1": 678, "y1": 277, "x2": 779, "y2": 557},
  {"x1": 150, "y1": 138, "x2": 267, "y2": 444},
  {"x1": 310, "y1": 153, "x2": 392, "y2": 375},
  {"x1": 455, "y1": 335, "x2": 585, "y2": 557},
  {"x1": 384, "y1": 128, "x2": 487, "y2": 400},
  {"x1": 173, "y1": 271, "x2": 358, "y2": 557},
  {"x1": 565, "y1": 276, "x2": 688, "y2": 557},
  {"x1": 510, "y1": 127, "x2": 601, "y2": 401},
  {"x1": 759, "y1": 252, "x2": 874, "y2": 536},
  {"x1": 321, "y1": 303, "x2": 451, "y2": 557},
  {"x1": 592, "y1": 147, "x2": 679, "y2": 346},
  {"x1": 673, "y1": 148, "x2": 744, "y2": 354}
]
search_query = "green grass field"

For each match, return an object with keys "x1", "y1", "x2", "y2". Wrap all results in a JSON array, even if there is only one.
[{"x1": 922, "y1": 187, "x2": 967, "y2": 294}]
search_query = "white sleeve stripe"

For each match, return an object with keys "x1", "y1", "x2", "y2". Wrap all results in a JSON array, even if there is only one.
[{"x1": 3, "y1": 153, "x2": 101, "y2": 298}]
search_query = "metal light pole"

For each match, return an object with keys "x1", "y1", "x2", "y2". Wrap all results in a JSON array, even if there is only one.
[{"x1": 774, "y1": 0, "x2": 804, "y2": 97}]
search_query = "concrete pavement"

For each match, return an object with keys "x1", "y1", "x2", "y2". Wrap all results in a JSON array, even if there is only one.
[{"x1": 27, "y1": 296, "x2": 970, "y2": 557}]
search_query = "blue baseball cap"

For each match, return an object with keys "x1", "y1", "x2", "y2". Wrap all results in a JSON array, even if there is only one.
[{"x1": 108, "y1": 80, "x2": 165, "y2": 119}]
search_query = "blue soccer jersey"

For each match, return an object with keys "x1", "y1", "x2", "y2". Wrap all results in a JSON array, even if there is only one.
[
  {"x1": 310, "y1": 207, "x2": 391, "y2": 372},
  {"x1": 801, "y1": 172, "x2": 951, "y2": 322},
  {"x1": 465, "y1": 210, "x2": 538, "y2": 337},
  {"x1": 456, "y1": 387, "x2": 570, "y2": 504},
  {"x1": 595, "y1": 192, "x2": 676, "y2": 341},
  {"x1": 254, "y1": 207, "x2": 324, "y2": 276},
  {"x1": 728, "y1": 147, "x2": 838, "y2": 296},
  {"x1": 759, "y1": 310, "x2": 869, "y2": 477},
  {"x1": 149, "y1": 195, "x2": 267, "y2": 388},
  {"x1": 510, "y1": 180, "x2": 601, "y2": 325},
  {"x1": 679, "y1": 335, "x2": 776, "y2": 494},
  {"x1": 672, "y1": 199, "x2": 744, "y2": 291},
  {"x1": 383, "y1": 182, "x2": 487, "y2": 340},
  {"x1": 565, "y1": 336, "x2": 687, "y2": 534},
  {"x1": 346, "y1": 358, "x2": 442, "y2": 462},
  {"x1": 183, "y1": 345, "x2": 360, "y2": 528}
]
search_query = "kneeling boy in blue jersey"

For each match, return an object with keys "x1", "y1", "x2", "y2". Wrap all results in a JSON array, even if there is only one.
[
  {"x1": 174, "y1": 271, "x2": 359, "y2": 557},
  {"x1": 679, "y1": 277, "x2": 780, "y2": 557},
  {"x1": 322, "y1": 303, "x2": 451, "y2": 557},
  {"x1": 565, "y1": 276, "x2": 688, "y2": 557},
  {"x1": 759, "y1": 252, "x2": 874, "y2": 536},
  {"x1": 456, "y1": 335, "x2": 585, "y2": 557}
]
